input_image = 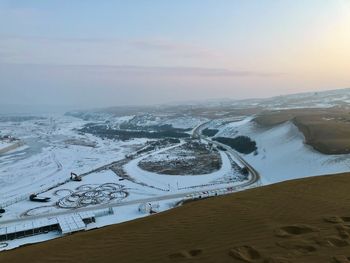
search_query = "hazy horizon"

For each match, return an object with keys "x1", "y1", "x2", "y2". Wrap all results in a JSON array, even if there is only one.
[{"x1": 1, "y1": 0, "x2": 349, "y2": 108}]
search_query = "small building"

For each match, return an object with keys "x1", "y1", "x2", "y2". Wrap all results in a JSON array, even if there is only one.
[{"x1": 0, "y1": 212, "x2": 95, "y2": 242}]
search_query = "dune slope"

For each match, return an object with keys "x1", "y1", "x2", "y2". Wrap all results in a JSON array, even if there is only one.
[{"x1": 2, "y1": 173, "x2": 350, "y2": 262}]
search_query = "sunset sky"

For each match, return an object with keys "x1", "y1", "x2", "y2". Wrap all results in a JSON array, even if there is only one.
[{"x1": 0, "y1": 0, "x2": 349, "y2": 107}]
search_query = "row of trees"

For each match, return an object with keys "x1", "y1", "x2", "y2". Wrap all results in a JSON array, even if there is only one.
[{"x1": 213, "y1": 136, "x2": 257, "y2": 154}]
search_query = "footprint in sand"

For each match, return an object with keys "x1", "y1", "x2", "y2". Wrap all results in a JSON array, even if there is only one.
[
  {"x1": 228, "y1": 245, "x2": 261, "y2": 262},
  {"x1": 276, "y1": 239, "x2": 317, "y2": 255},
  {"x1": 274, "y1": 224, "x2": 319, "y2": 238},
  {"x1": 333, "y1": 255, "x2": 350, "y2": 263},
  {"x1": 324, "y1": 216, "x2": 344, "y2": 224},
  {"x1": 341, "y1": 217, "x2": 350, "y2": 224},
  {"x1": 336, "y1": 225, "x2": 350, "y2": 239},
  {"x1": 169, "y1": 249, "x2": 203, "y2": 260},
  {"x1": 324, "y1": 236, "x2": 350, "y2": 248},
  {"x1": 324, "y1": 216, "x2": 350, "y2": 225},
  {"x1": 324, "y1": 216, "x2": 350, "y2": 239}
]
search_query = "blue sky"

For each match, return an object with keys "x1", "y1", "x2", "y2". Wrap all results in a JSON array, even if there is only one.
[{"x1": 0, "y1": 0, "x2": 349, "y2": 107}]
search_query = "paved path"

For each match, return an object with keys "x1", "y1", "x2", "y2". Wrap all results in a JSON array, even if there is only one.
[{"x1": 192, "y1": 120, "x2": 260, "y2": 184}]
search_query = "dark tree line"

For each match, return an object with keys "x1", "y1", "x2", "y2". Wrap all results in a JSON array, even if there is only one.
[
  {"x1": 213, "y1": 136, "x2": 257, "y2": 154},
  {"x1": 80, "y1": 124, "x2": 190, "y2": 141},
  {"x1": 201, "y1": 128, "x2": 219, "y2": 137}
]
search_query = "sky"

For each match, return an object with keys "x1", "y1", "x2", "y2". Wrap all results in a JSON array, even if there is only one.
[{"x1": 0, "y1": 0, "x2": 350, "y2": 108}]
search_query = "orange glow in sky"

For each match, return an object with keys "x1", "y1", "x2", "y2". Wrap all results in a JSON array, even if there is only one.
[{"x1": 0, "y1": 0, "x2": 349, "y2": 106}]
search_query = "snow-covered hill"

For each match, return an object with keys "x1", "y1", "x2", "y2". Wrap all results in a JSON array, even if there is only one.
[{"x1": 217, "y1": 119, "x2": 350, "y2": 184}]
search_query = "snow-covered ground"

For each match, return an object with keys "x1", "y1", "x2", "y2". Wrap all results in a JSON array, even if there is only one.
[
  {"x1": 1, "y1": 196, "x2": 182, "y2": 251},
  {"x1": 2, "y1": 110, "x2": 350, "y2": 251},
  {"x1": 125, "y1": 150, "x2": 233, "y2": 190},
  {"x1": 0, "y1": 115, "x2": 148, "y2": 204},
  {"x1": 164, "y1": 116, "x2": 207, "y2": 129},
  {"x1": 0, "y1": 114, "x2": 245, "y2": 250},
  {"x1": 216, "y1": 119, "x2": 350, "y2": 184},
  {"x1": 1, "y1": 170, "x2": 154, "y2": 220},
  {"x1": 0, "y1": 141, "x2": 11, "y2": 149}
]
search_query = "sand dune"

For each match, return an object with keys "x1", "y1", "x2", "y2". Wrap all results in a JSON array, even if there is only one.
[
  {"x1": 254, "y1": 108, "x2": 350, "y2": 154},
  {"x1": 2, "y1": 173, "x2": 350, "y2": 262}
]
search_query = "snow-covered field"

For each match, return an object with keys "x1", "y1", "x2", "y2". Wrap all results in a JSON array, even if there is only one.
[
  {"x1": 0, "y1": 115, "x2": 146, "y2": 204},
  {"x1": 125, "y1": 150, "x2": 232, "y2": 190},
  {"x1": 1, "y1": 109, "x2": 350, "y2": 251},
  {"x1": 0, "y1": 114, "x2": 244, "y2": 250}
]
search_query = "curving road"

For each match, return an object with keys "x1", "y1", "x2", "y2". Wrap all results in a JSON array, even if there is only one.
[{"x1": 192, "y1": 120, "x2": 260, "y2": 186}]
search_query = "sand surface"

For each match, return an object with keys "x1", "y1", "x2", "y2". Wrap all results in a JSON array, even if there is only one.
[
  {"x1": 2, "y1": 173, "x2": 350, "y2": 263},
  {"x1": 254, "y1": 108, "x2": 350, "y2": 154}
]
